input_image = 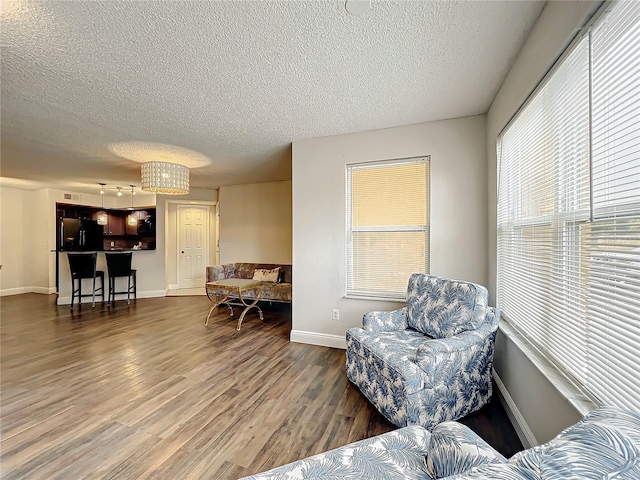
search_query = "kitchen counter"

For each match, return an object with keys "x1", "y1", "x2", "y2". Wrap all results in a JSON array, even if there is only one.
[{"x1": 54, "y1": 249, "x2": 160, "y2": 305}]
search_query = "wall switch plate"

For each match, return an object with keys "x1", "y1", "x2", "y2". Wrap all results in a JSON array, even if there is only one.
[{"x1": 332, "y1": 309, "x2": 339, "y2": 321}]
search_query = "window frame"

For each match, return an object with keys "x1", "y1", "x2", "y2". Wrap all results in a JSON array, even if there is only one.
[
  {"x1": 345, "y1": 156, "x2": 431, "y2": 301},
  {"x1": 496, "y1": 0, "x2": 640, "y2": 411}
]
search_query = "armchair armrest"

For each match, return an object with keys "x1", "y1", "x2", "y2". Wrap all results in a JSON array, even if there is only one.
[
  {"x1": 362, "y1": 307, "x2": 408, "y2": 332},
  {"x1": 426, "y1": 421, "x2": 507, "y2": 478}
]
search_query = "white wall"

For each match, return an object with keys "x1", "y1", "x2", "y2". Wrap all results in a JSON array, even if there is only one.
[
  {"x1": 292, "y1": 115, "x2": 488, "y2": 348},
  {"x1": 219, "y1": 181, "x2": 292, "y2": 264},
  {"x1": 487, "y1": 1, "x2": 603, "y2": 445}
]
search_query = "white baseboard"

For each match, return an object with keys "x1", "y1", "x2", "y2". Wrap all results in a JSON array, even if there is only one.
[
  {"x1": 167, "y1": 284, "x2": 179, "y2": 292},
  {"x1": 290, "y1": 330, "x2": 346, "y2": 349},
  {"x1": 0, "y1": 286, "x2": 56, "y2": 296},
  {"x1": 137, "y1": 289, "x2": 167, "y2": 299},
  {"x1": 493, "y1": 368, "x2": 539, "y2": 448},
  {"x1": 32, "y1": 286, "x2": 57, "y2": 295},
  {"x1": 0, "y1": 287, "x2": 28, "y2": 297},
  {"x1": 57, "y1": 289, "x2": 166, "y2": 305}
]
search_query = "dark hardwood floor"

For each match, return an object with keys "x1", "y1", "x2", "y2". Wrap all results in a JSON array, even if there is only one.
[{"x1": 1, "y1": 294, "x2": 521, "y2": 479}]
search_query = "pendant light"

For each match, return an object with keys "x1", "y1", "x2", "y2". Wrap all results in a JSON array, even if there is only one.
[
  {"x1": 141, "y1": 161, "x2": 189, "y2": 195},
  {"x1": 97, "y1": 183, "x2": 108, "y2": 226},
  {"x1": 127, "y1": 185, "x2": 138, "y2": 226}
]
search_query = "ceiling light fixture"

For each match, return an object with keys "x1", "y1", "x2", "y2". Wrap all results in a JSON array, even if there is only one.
[
  {"x1": 117, "y1": 187, "x2": 123, "y2": 197},
  {"x1": 127, "y1": 185, "x2": 138, "y2": 226},
  {"x1": 141, "y1": 161, "x2": 189, "y2": 195},
  {"x1": 97, "y1": 183, "x2": 108, "y2": 225}
]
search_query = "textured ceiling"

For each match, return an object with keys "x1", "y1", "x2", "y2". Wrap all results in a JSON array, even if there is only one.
[{"x1": 1, "y1": 0, "x2": 545, "y2": 192}]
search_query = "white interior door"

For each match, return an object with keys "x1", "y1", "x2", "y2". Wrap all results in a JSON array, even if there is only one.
[{"x1": 178, "y1": 205, "x2": 209, "y2": 289}]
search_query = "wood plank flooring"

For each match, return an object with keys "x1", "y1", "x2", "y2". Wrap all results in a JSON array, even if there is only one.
[{"x1": 1, "y1": 294, "x2": 522, "y2": 479}]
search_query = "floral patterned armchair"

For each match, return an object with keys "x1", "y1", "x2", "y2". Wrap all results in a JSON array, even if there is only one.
[{"x1": 346, "y1": 274, "x2": 500, "y2": 430}]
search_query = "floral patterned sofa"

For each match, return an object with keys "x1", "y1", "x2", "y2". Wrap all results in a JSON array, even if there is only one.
[
  {"x1": 240, "y1": 406, "x2": 640, "y2": 479},
  {"x1": 346, "y1": 274, "x2": 499, "y2": 430},
  {"x1": 206, "y1": 263, "x2": 292, "y2": 303}
]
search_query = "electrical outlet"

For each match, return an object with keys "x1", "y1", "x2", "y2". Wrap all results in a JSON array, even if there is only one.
[
  {"x1": 111, "y1": 241, "x2": 115, "y2": 247},
  {"x1": 332, "y1": 309, "x2": 339, "y2": 321}
]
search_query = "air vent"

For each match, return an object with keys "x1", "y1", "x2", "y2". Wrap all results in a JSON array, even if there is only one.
[{"x1": 63, "y1": 193, "x2": 80, "y2": 201}]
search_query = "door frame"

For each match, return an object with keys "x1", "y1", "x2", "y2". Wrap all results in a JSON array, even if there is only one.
[
  {"x1": 165, "y1": 200, "x2": 219, "y2": 291},
  {"x1": 177, "y1": 204, "x2": 210, "y2": 289}
]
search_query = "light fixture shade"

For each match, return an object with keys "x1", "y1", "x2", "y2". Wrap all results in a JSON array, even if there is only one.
[
  {"x1": 97, "y1": 212, "x2": 108, "y2": 226},
  {"x1": 127, "y1": 213, "x2": 138, "y2": 226},
  {"x1": 141, "y1": 161, "x2": 189, "y2": 195}
]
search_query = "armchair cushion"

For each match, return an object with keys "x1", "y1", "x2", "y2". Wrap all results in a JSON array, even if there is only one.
[{"x1": 406, "y1": 274, "x2": 488, "y2": 339}]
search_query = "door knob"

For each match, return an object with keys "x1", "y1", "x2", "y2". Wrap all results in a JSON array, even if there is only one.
[{"x1": 181, "y1": 251, "x2": 185, "y2": 254}]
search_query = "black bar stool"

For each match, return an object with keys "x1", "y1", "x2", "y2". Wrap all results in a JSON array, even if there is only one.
[
  {"x1": 67, "y1": 252, "x2": 105, "y2": 308},
  {"x1": 105, "y1": 252, "x2": 137, "y2": 304}
]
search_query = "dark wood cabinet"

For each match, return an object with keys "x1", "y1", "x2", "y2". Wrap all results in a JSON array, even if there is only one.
[
  {"x1": 57, "y1": 202, "x2": 156, "y2": 250},
  {"x1": 107, "y1": 213, "x2": 125, "y2": 236}
]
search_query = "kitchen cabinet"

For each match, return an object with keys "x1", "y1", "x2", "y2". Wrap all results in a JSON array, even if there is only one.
[
  {"x1": 57, "y1": 202, "x2": 156, "y2": 250},
  {"x1": 91, "y1": 210, "x2": 123, "y2": 235},
  {"x1": 107, "y1": 213, "x2": 125, "y2": 235}
]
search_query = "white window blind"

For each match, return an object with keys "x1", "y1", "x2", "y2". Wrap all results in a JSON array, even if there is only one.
[
  {"x1": 346, "y1": 158, "x2": 430, "y2": 299},
  {"x1": 497, "y1": 36, "x2": 591, "y2": 384},
  {"x1": 497, "y1": 1, "x2": 640, "y2": 411},
  {"x1": 586, "y1": 0, "x2": 640, "y2": 411}
]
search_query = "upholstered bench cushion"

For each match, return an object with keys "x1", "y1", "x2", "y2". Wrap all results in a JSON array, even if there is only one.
[{"x1": 240, "y1": 426, "x2": 433, "y2": 480}]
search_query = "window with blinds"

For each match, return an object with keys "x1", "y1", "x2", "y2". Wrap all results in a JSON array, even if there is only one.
[
  {"x1": 497, "y1": 1, "x2": 640, "y2": 410},
  {"x1": 346, "y1": 157, "x2": 430, "y2": 299}
]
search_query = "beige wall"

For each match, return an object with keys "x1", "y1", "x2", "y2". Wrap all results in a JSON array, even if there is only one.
[
  {"x1": 219, "y1": 181, "x2": 292, "y2": 265},
  {"x1": 0, "y1": 187, "x2": 27, "y2": 292},
  {"x1": 291, "y1": 115, "x2": 488, "y2": 348},
  {"x1": 487, "y1": 1, "x2": 603, "y2": 446}
]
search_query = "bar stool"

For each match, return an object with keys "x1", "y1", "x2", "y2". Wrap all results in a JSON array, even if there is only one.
[
  {"x1": 105, "y1": 252, "x2": 137, "y2": 304},
  {"x1": 67, "y1": 252, "x2": 105, "y2": 308}
]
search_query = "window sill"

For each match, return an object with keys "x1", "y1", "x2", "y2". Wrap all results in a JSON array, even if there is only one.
[
  {"x1": 498, "y1": 320, "x2": 597, "y2": 416},
  {"x1": 344, "y1": 294, "x2": 406, "y2": 303}
]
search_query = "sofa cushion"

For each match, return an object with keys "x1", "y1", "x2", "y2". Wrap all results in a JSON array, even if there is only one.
[
  {"x1": 406, "y1": 274, "x2": 488, "y2": 338},
  {"x1": 259, "y1": 282, "x2": 292, "y2": 302},
  {"x1": 508, "y1": 406, "x2": 640, "y2": 479}
]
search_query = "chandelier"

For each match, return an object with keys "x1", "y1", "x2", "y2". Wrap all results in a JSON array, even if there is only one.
[{"x1": 141, "y1": 161, "x2": 189, "y2": 195}]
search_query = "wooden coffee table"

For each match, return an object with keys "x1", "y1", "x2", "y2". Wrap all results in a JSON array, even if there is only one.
[{"x1": 205, "y1": 279, "x2": 264, "y2": 331}]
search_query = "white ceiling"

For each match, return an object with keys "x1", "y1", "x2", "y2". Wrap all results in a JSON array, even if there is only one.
[{"x1": 1, "y1": 0, "x2": 545, "y2": 192}]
